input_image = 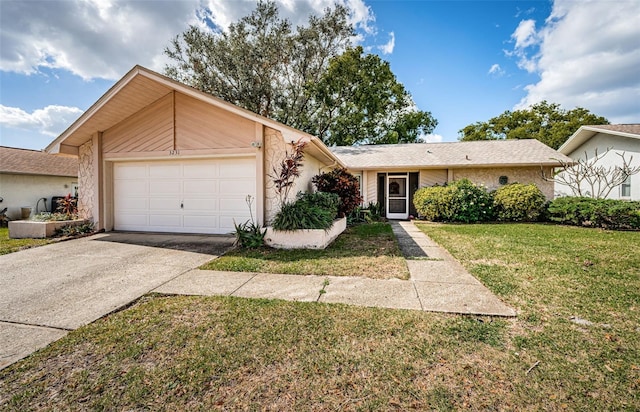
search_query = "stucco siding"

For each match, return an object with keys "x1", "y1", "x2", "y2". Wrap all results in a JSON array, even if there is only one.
[
  {"x1": 452, "y1": 167, "x2": 554, "y2": 199},
  {"x1": 0, "y1": 174, "x2": 77, "y2": 220},
  {"x1": 78, "y1": 139, "x2": 95, "y2": 222},
  {"x1": 557, "y1": 133, "x2": 640, "y2": 200}
]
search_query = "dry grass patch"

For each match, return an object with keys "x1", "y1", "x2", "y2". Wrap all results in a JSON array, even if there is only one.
[{"x1": 201, "y1": 222, "x2": 409, "y2": 280}]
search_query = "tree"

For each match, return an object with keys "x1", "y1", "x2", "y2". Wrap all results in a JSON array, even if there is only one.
[
  {"x1": 459, "y1": 101, "x2": 609, "y2": 149},
  {"x1": 542, "y1": 149, "x2": 640, "y2": 198},
  {"x1": 165, "y1": 1, "x2": 436, "y2": 146},
  {"x1": 308, "y1": 46, "x2": 437, "y2": 145}
]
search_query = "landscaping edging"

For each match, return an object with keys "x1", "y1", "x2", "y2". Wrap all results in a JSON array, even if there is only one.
[
  {"x1": 264, "y1": 217, "x2": 347, "y2": 249},
  {"x1": 9, "y1": 219, "x2": 87, "y2": 239}
]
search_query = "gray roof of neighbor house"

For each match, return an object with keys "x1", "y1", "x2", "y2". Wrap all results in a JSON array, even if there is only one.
[
  {"x1": 558, "y1": 124, "x2": 640, "y2": 155},
  {"x1": 0, "y1": 146, "x2": 78, "y2": 177},
  {"x1": 331, "y1": 139, "x2": 572, "y2": 170}
]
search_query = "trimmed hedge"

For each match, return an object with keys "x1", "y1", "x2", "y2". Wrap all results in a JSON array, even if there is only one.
[
  {"x1": 547, "y1": 197, "x2": 640, "y2": 230},
  {"x1": 413, "y1": 179, "x2": 493, "y2": 223},
  {"x1": 493, "y1": 183, "x2": 546, "y2": 222}
]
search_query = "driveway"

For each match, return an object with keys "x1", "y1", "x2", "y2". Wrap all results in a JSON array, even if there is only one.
[{"x1": 0, "y1": 232, "x2": 234, "y2": 369}]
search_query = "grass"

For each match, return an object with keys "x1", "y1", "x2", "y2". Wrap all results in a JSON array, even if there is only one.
[
  {"x1": 0, "y1": 227, "x2": 53, "y2": 255},
  {"x1": 201, "y1": 222, "x2": 409, "y2": 280},
  {"x1": 1, "y1": 223, "x2": 638, "y2": 410}
]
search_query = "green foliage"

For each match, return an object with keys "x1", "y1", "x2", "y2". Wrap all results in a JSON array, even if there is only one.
[
  {"x1": 347, "y1": 201, "x2": 385, "y2": 225},
  {"x1": 413, "y1": 179, "x2": 493, "y2": 223},
  {"x1": 32, "y1": 212, "x2": 77, "y2": 222},
  {"x1": 57, "y1": 222, "x2": 95, "y2": 237},
  {"x1": 165, "y1": 2, "x2": 437, "y2": 147},
  {"x1": 233, "y1": 220, "x2": 266, "y2": 249},
  {"x1": 272, "y1": 192, "x2": 339, "y2": 231},
  {"x1": 312, "y1": 168, "x2": 363, "y2": 217},
  {"x1": 547, "y1": 197, "x2": 640, "y2": 230},
  {"x1": 493, "y1": 183, "x2": 546, "y2": 222},
  {"x1": 309, "y1": 46, "x2": 437, "y2": 145},
  {"x1": 459, "y1": 101, "x2": 609, "y2": 149}
]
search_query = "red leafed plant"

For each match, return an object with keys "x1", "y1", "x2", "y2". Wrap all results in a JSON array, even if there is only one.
[
  {"x1": 56, "y1": 194, "x2": 78, "y2": 219},
  {"x1": 270, "y1": 139, "x2": 307, "y2": 205},
  {"x1": 312, "y1": 167, "x2": 363, "y2": 217}
]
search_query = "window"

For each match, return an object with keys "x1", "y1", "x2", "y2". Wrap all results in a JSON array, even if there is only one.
[{"x1": 621, "y1": 176, "x2": 631, "y2": 198}]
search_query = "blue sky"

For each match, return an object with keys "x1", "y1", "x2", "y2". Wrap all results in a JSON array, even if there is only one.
[{"x1": 1, "y1": 0, "x2": 638, "y2": 150}]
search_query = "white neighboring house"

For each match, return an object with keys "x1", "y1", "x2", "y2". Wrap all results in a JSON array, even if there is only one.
[
  {"x1": 556, "y1": 124, "x2": 640, "y2": 200},
  {"x1": 0, "y1": 146, "x2": 78, "y2": 221}
]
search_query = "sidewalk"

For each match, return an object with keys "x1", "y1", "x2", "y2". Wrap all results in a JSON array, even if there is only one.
[{"x1": 156, "y1": 221, "x2": 516, "y2": 317}]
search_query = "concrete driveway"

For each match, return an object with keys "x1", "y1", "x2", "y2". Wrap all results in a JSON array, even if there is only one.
[{"x1": 0, "y1": 232, "x2": 234, "y2": 369}]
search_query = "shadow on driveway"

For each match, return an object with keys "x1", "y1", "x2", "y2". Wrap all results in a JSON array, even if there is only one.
[{"x1": 93, "y1": 232, "x2": 235, "y2": 256}]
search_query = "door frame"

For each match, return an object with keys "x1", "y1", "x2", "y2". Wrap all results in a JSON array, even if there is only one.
[{"x1": 386, "y1": 173, "x2": 409, "y2": 219}]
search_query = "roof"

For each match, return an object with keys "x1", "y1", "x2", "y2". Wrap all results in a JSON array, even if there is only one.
[
  {"x1": 558, "y1": 124, "x2": 640, "y2": 154},
  {"x1": 0, "y1": 146, "x2": 77, "y2": 177},
  {"x1": 331, "y1": 139, "x2": 572, "y2": 170},
  {"x1": 45, "y1": 65, "x2": 343, "y2": 167}
]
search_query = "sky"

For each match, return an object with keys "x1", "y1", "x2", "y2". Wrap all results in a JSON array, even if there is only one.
[{"x1": 0, "y1": 0, "x2": 639, "y2": 151}]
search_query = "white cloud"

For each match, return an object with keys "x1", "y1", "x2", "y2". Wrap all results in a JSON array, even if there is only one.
[
  {"x1": 423, "y1": 133, "x2": 444, "y2": 143},
  {"x1": 378, "y1": 32, "x2": 395, "y2": 55},
  {"x1": 0, "y1": 0, "x2": 377, "y2": 81},
  {"x1": 488, "y1": 63, "x2": 505, "y2": 77},
  {"x1": 0, "y1": 104, "x2": 83, "y2": 137},
  {"x1": 511, "y1": 0, "x2": 640, "y2": 124},
  {"x1": 512, "y1": 19, "x2": 537, "y2": 49}
]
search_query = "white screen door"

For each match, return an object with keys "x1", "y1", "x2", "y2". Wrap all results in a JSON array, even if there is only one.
[{"x1": 386, "y1": 174, "x2": 409, "y2": 219}]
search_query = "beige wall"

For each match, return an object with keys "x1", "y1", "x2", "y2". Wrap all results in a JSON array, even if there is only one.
[
  {"x1": 453, "y1": 166, "x2": 554, "y2": 199},
  {"x1": 263, "y1": 127, "x2": 329, "y2": 224},
  {"x1": 0, "y1": 173, "x2": 77, "y2": 220}
]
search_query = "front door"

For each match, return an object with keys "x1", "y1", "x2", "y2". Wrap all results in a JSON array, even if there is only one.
[{"x1": 386, "y1": 174, "x2": 409, "y2": 219}]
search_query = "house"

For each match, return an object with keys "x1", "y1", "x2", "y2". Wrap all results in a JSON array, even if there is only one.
[
  {"x1": 0, "y1": 146, "x2": 78, "y2": 221},
  {"x1": 45, "y1": 66, "x2": 342, "y2": 234},
  {"x1": 556, "y1": 124, "x2": 640, "y2": 200},
  {"x1": 45, "y1": 65, "x2": 572, "y2": 231},
  {"x1": 332, "y1": 140, "x2": 570, "y2": 219}
]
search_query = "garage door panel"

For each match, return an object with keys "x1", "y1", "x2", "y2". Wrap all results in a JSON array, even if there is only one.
[
  {"x1": 149, "y1": 164, "x2": 181, "y2": 178},
  {"x1": 114, "y1": 158, "x2": 255, "y2": 234},
  {"x1": 184, "y1": 163, "x2": 218, "y2": 178},
  {"x1": 183, "y1": 180, "x2": 218, "y2": 196},
  {"x1": 220, "y1": 179, "x2": 255, "y2": 194},
  {"x1": 114, "y1": 165, "x2": 147, "y2": 179}
]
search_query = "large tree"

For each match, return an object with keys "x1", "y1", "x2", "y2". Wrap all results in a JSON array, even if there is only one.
[
  {"x1": 308, "y1": 46, "x2": 437, "y2": 145},
  {"x1": 164, "y1": 1, "x2": 435, "y2": 146},
  {"x1": 458, "y1": 101, "x2": 609, "y2": 149}
]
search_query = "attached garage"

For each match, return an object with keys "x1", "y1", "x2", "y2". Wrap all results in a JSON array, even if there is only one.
[{"x1": 113, "y1": 158, "x2": 256, "y2": 234}]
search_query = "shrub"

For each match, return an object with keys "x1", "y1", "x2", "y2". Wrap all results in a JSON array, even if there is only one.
[
  {"x1": 547, "y1": 197, "x2": 640, "y2": 230},
  {"x1": 233, "y1": 195, "x2": 266, "y2": 248},
  {"x1": 413, "y1": 179, "x2": 493, "y2": 223},
  {"x1": 272, "y1": 192, "x2": 339, "y2": 231},
  {"x1": 312, "y1": 168, "x2": 363, "y2": 217},
  {"x1": 493, "y1": 183, "x2": 546, "y2": 222}
]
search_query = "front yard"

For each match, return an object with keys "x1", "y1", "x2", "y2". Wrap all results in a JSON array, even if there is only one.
[
  {"x1": 201, "y1": 222, "x2": 409, "y2": 280},
  {"x1": 0, "y1": 227, "x2": 52, "y2": 255},
  {"x1": 1, "y1": 223, "x2": 638, "y2": 410}
]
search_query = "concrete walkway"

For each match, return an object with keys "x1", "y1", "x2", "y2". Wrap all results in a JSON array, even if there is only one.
[{"x1": 157, "y1": 221, "x2": 516, "y2": 317}]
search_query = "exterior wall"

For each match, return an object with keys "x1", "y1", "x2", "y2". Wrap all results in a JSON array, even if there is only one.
[
  {"x1": 452, "y1": 166, "x2": 555, "y2": 199},
  {"x1": 78, "y1": 139, "x2": 95, "y2": 221},
  {"x1": 419, "y1": 169, "x2": 448, "y2": 187},
  {"x1": 557, "y1": 133, "x2": 640, "y2": 200},
  {"x1": 0, "y1": 173, "x2": 77, "y2": 220},
  {"x1": 263, "y1": 127, "x2": 329, "y2": 224}
]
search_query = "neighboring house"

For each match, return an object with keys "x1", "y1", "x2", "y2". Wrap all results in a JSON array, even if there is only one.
[
  {"x1": 332, "y1": 140, "x2": 570, "y2": 219},
  {"x1": 45, "y1": 66, "x2": 341, "y2": 234},
  {"x1": 0, "y1": 146, "x2": 78, "y2": 220},
  {"x1": 45, "y1": 65, "x2": 572, "y2": 231},
  {"x1": 556, "y1": 124, "x2": 640, "y2": 200}
]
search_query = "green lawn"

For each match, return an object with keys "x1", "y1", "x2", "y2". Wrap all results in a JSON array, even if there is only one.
[
  {"x1": 201, "y1": 222, "x2": 410, "y2": 279},
  {"x1": 0, "y1": 227, "x2": 53, "y2": 255},
  {"x1": 1, "y1": 223, "x2": 638, "y2": 410}
]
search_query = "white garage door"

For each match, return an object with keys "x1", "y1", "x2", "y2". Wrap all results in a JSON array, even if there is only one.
[{"x1": 113, "y1": 158, "x2": 256, "y2": 234}]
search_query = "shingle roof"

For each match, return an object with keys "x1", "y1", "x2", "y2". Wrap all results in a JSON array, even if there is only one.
[
  {"x1": 331, "y1": 139, "x2": 572, "y2": 170},
  {"x1": 581, "y1": 124, "x2": 640, "y2": 136},
  {"x1": 0, "y1": 146, "x2": 78, "y2": 177}
]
